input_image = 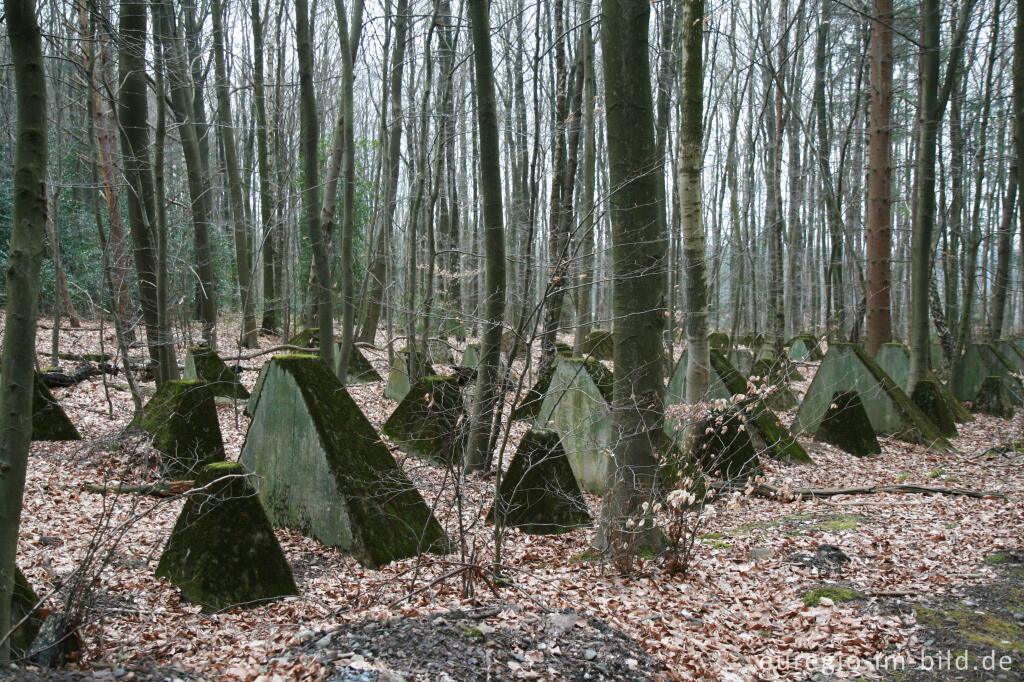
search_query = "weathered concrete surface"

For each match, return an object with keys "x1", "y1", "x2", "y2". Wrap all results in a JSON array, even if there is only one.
[
  {"x1": 952, "y1": 343, "x2": 1024, "y2": 407},
  {"x1": 384, "y1": 349, "x2": 437, "y2": 401},
  {"x1": 240, "y1": 355, "x2": 450, "y2": 567},
  {"x1": 581, "y1": 330, "x2": 614, "y2": 361},
  {"x1": 874, "y1": 342, "x2": 911, "y2": 392},
  {"x1": 813, "y1": 390, "x2": 882, "y2": 457},
  {"x1": 332, "y1": 342, "x2": 382, "y2": 384},
  {"x1": 792, "y1": 343, "x2": 948, "y2": 448},
  {"x1": 487, "y1": 428, "x2": 591, "y2": 534},
  {"x1": 134, "y1": 379, "x2": 226, "y2": 479},
  {"x1": 184, "y1": 346, "x2": 250, "y2": 399},
  {"x1": 383, "y1": 375, "x2": 468, "y2": 466},
  {"x1": 27, "y1": 372, "x2": 81, "y2": 441},
  {"x1": 156, "y1": 462, "x2": 296, "y2": 612}
]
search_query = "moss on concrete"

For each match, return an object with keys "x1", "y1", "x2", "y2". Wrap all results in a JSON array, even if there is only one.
[
  {"x1": 487, "y1": 428, "x2": 591, "y2": 534},
  {"x1": 787, "y1": 334, "x2": 823, "y2": 361},
  {"x1": 461, "y1": 344, "x2": 480, "y2": 368},
  {"x1": 813, "y1": 390, "x2": 882, "y2": 457},
  {"x1": 244, "y1": 360, "x2": 271, "y2": 418},
  {"x1": 28, "y1": 372, "x2": 82, "y2": 441},
  {"x1": 874, "y1": 342, "x2": 911, "y2": 392},
  {"x1": 581, "y1": 330, "x2": 613, "y2": 360},
  {"x1": 793, "y1": 343, "x2": 948, "y2": 449},
  {"x1": 802, "y1": 585, "x2": 866, "y2": 607},
  {"x1": 384, "y1": 349, "x2": 437, "y2": 402},
  {"x1": 286, "y1": 327, "x2": 320, "y2": 348},
  {"x1": 911, "y1": 378, "x2": 958, "y2": 438},
  {"x1": 184, "y1": 346, "x2": 249, "y2": 399},
  {"x1": 332, "y1": 342, "x2": 382, "y2": 383},
  {"x1": 240, "y1": 355, "x2": 450, "y2": 567},
  {"x1": 155, "y1": 462, "x2": 296, "y2": 612},
  {"x1": 688, "y1": 407, "x2": 761, "y2": 481},
  {"x1": 133, "y1": 380, "x2": 226, "y2": 479},
  {"x1": 727, "y1": 349, "x2": 754, "y2": 377},
  {"x1": 382, "y1": 375, "x2": 467, "y2": 465},
  {"x1": 973, "y1": 376, "x2": 1015, "y2": 419},
  {"x1": 954, "y1": 343, "x2": 1024, "y2": 407},
  {"x1": 9, "y1": 566, "x2": 43, "y2": 660},
  {"x1": 708, "y1": 331, "x2": 730, "y2": 350},
  {"x1": 426, "y1": 338, "x2": 454, "y2": 366}
]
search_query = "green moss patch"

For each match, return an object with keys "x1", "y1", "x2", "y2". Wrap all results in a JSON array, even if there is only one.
[
  {"x1": 708, "y1": 331, "x2": 730, "y2": 350},
  {"x1": 156, "y1": 462, "x2": 296, "y2": 612},
  {"x1": 802, "y1": 585, "x2": 866, "y2": 607},
  {"x1": 817, "y1": 514, "x2": 864, "y2": 531},
  {"x1": 240, "y1": 355, "x2": 449, "y2": 567},
  {"x1": 184, "y1": 346, "x2": 249, "y2": 399},
  {"x1": 382, "y1": 375, "x2": 467, "y2": 466},
  {"x1": 133, "y1": 380, "x2": 226, "y2": 479},
  {"x1": 911, "y1": 378, "x2": 959, "y2": 437},
  {"x1": 487, "y1": 428, "x2": 591, "y2": 534}
]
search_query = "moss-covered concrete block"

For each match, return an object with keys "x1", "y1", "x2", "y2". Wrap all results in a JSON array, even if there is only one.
[
  {"x1": 973, "y1": 376, "x2": 1015, "y2": 419},
  {"x1": 688, "y1": 407, "x2": 760, "y2": 481},
  {"x1": 331, "y1": 342, "x2": 382, "y2": 384},
  {"x1": 27, "y1": 372, "x2": 81, "y2": 441},
  {"x1": 787, "y1": 334, "x2": 822, "y2": 361},
  {"x1": 155, "y1": 462, "x2": 296, "y2": 612},
  {"x1": 240, "y1": 355, "x2": 450, "y2": 566},
  {"x1": 911, "y1": 378, "x2": 958, "y2": 438},
  {"x1": 384, "y1": 349, "x2": 436, "y2": 402},
  {"x1": 874, "y1": 342, "x2": 911, "y2": 392},
  {"x1": 748, "y1": 409, "x2": 813, "y2": 464},
  {"x1": 953, "y1": 343, "x2": 1024, "y2": 407},
  {"x1": 727, "y1": 349, "x2": 754, "y2": 377},
  {"x1": 813, "y1": 390, "x2": 881, "y2": 457},
  {"x1": 667, "y1": 349, "x2": 745, "y2": 405},
  {"x1": 425, "y1": 338, "x2": 454, "y2": 366},
  {"x1": 382, "y1": 375, "x2": 467, "y2": 465},
  {"x1": 581, "y1": 330, "x2": 614, "y2": 361},
  {"x1": 748, "y1": 358, "x2": 799, "y2": 411},
  {"x1": 929, "y1": 342, "x2": 945, "y2": 372},
  {"x1": 134, "y1": 380, "x2": 226, "y2": 479},
  {"x1": 184, "y1": 346, "x2": 249, "y2": 400},
  {"x1": 9, "y1": 566, "x2": 43, "y2": 660},
  {"x1": 994, "y1": 340, "x2": 1024, "y2": 374},
  {"x1": 487, "y1": 428, "x2": 591, "y2": 534},
  {"x1": 534, "y1": 357, "x2": 614, "y2": 494},
  {"x1": 244, "y1": 360, "x2": 271, "y2": 418},
  {"x1": 461, "y1": 343, "x2": 480, "y2": 368},
  {"x1": 792, "y1": 343, "x2": 948, "y2": 448},
  {"x1": 286, "y1": 327, "x2": 320, "y2": 348},
  {"x1": 708, "y1": 331, "x2": 730, "y2": 350}
]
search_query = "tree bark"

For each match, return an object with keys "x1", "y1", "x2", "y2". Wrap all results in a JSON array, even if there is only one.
[
  {"x1": 596, "y1": 0, "x2": 667, "y2": 559},
  {"x1": 865, "y1": 0, "x2": 893, "y2": 355},
  {"x1": 0, "y1": 0, "x2": 47, "y2": 660},
  {"x1": 464, "y1": 0, "x2": 507, "y2": 472}
]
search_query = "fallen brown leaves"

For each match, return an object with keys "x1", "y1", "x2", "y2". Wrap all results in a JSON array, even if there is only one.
[{"x1": 13, "y1": 325, "x2": 1024, "y2": 680}]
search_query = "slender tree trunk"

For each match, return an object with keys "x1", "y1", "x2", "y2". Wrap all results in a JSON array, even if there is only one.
[
  {"x1": 681, "y1": 0, "x2": 708, "y2": 403},
  {"x1": 212, "y1": 0, "x2": 258, "y2": 348},
  {"x1": 252, "y1": 0, "x2": 278, "y2": 333},
  {"x1": 464, "y1": 0, "x2": 507, "y2": 472},
  {"x1": 865, "y1": 0, "x2": 893, "y2": 355},
  {"x1": 573, "y1": 0, "x2": 596, "y2": 354},
  {"x1": 596, "y1": 0, "x2": 667, "y2": 560},
  {"x1": 294, "y1": 0, "x2": 334, "y2": 366},
  {"x1": 0, "y1": 0, "x2": 47, "y2": 660}
]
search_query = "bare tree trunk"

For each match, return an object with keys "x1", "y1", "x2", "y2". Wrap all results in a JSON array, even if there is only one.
[
  {"x1": 0, "y1": 0, "x2": 47, "y2": 660},
  {"x1": 212, "y1": 0, "x2": 258, "y2": 348},
  {"x1": 252, "y1": 0, "x2": 278, "y2": 333},
  {"x1": 596, "y1": 0, "x2": 667, "y2": 560},
  {"x1": 294, "y1": 0, "x2": 334, "y2": 366},
  {"x1": 464, "y1": 0, "x2": 507, "y2": 472},
  {"x1": 680, "y1": 0, "x2": 708, "y2": 403}
]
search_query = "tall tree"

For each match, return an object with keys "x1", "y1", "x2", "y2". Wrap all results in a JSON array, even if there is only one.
[
  {"x1": 464, "y1": 0, "x2": 507, "y2": 472},
  {"x1": 294, "y1": 0, "x2": 335, "y2": 366},
  {"x1": 865, "y1": 0, "x2": 893, "y2": 355},
  {"x1": 681, "y1": 0, "x2": 708, "y2": 403},
  {"x1": 596, "y1": 0, "x2": 667, "y2": 560},
  {"x1": 0, "y1": 0, "x2": 47, "y2": 660},
  {"x1": 252, "y1": 0, "x2": 278, "y2": 333}
]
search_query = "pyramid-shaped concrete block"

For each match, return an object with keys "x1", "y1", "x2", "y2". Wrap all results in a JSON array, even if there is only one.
[
  {"x1": 156, "y1": 462, "x2": 296, "y2": 612},
  {"x1": 813, "y1": 390, "x2": 881, "y2": 457},
  {"x1": 184, "y1": 346, "x2": 249, "y2": 399},
  {"x1": 487, "y1": 428, "x2": 591, "y2": 534},
  {"x1": 134, "y1": 380, "x2": 226, "y2": 479},
  {"x1": 332, "y1": 342, "x2": 382, "y2": 384},
  {"x1": 874, "y1": 343, "x2": 911, "y2": 391},
  {"x1": 28, "y1": 372, "x2": 81, "y2": 441},
  {"x1": 953, "y1": 343, "x2": 1024, "y2": 406},
  {"x1": 535, "y1": 357, "x2": 614, "y2": 494},
  {"x1": 240, "y1": 355, "x2": 450, "y2": 566},
  {"x1": 382, "y1": 375, "x2": 467, "y2": 465},
  {"x1": 581, "y1": 330, "x2": 613, "y2": 360},
  {"x1": 973, "y1": 376, "x2": 1015, "y2": 419},
  {"x1": 384, "y1": 349, "x2": 436, "y2": 401},
  {"x1": 792, "y1": 343, "x2": 947, "y2": 448}
]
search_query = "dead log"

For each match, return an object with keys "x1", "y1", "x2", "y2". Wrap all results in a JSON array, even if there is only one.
[
  {"x1": 82, "y1": 481, "x2": 194, "y2": 498},
  {"x1": 714, "y1": 481, "x2": 1005, "y2": 501}
]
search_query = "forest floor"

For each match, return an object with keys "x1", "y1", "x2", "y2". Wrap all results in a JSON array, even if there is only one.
[{"x1": 4, "y1": 318, "x2": 1024, "y2": 681}]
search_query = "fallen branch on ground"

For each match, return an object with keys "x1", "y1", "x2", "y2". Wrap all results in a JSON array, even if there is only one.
[
  {"x1": 83, "y1": 481, "x2": 194, "y2": 498},
  {"x1": 714, "y1": 482, "x2": 1005, "y2": 501}
]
